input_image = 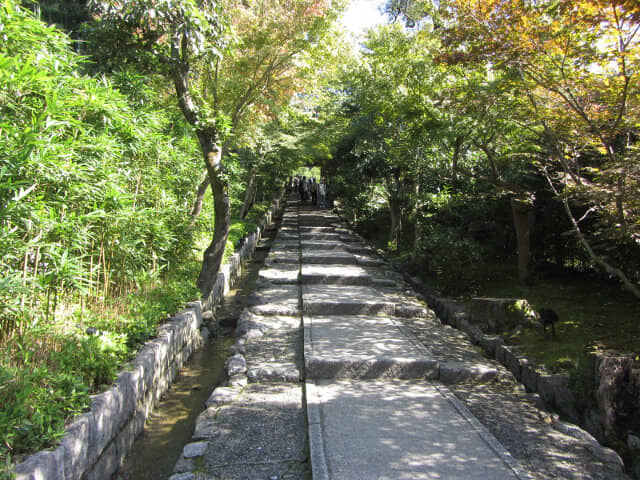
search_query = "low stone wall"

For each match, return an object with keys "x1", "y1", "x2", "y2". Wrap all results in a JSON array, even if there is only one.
[{"x1": 12, "y1": 197, "x2": 283, "y2": 480}]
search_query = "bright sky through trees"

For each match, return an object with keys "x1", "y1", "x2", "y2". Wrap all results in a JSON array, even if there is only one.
[{"x1": 341, "y1": 0, "x2": 387, "y2": 40}]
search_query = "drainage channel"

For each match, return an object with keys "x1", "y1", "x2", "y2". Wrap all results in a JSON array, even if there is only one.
[
  {"x1": 114, "y1": 333, "x2": 234, "y2": 480},
  {"x1": 114, "y1": 222, "x2": 280, "y2": 480}
]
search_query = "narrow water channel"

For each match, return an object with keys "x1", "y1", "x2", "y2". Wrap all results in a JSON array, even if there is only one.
[
  {"x1": 114, "y1": 333, "x2": 234, "y2": 480},
  {"x1": 114, "y1": 222, "x2": 278, "y2": 480}
]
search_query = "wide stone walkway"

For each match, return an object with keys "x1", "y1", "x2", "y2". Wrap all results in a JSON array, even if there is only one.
[
  {"x1": 167, "y1": 199, "x2": 628, "y2": 480},
  {"x1": 295, "y1": 208, "x2": 526, "y2": 480}
]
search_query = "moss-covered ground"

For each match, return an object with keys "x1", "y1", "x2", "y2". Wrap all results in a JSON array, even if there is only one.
[{"x1": 470, "y1": 271, "x2": 640, "y2": 374}]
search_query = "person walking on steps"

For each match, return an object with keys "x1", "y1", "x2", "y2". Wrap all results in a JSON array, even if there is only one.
[
  {"x1": 311, "y1": 177, "x2": 318, "y2": 206},
  {"x1": 318, "y1": 177, "x2": 327, "y2": 209},
  {"x1": 300, "y1": 176, "x2": 310, "y2": 204}
]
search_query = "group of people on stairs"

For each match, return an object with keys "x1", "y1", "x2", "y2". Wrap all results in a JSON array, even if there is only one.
[{"x1": 289, "y1": 175, "x2": 327, "y2": 208}]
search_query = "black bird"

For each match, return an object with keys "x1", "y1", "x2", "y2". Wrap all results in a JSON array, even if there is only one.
[{"x1": 539, "y1": 308, "x2": 559, "y2": 336}]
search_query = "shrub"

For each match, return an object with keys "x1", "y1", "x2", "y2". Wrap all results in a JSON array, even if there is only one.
[{"x1": 419, "y1": 225, "x2": 489, "y2": 295}]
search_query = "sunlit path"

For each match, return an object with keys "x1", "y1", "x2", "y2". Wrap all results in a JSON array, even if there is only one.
[
  {"x1": 164, "y1": 196, "x2": 629, "y2": 480},
  {"x1": 297, "y1": 203, "x2": 527, "y2": 480}
]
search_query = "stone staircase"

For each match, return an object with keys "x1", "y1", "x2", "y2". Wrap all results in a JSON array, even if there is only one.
[{"x1": 167, "y1": 199, "x2": 629, "y2": 480}]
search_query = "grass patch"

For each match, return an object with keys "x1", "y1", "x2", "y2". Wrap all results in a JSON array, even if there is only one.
[{"x1": 472, "y1": 272, "x2": 640, "y2": 374}]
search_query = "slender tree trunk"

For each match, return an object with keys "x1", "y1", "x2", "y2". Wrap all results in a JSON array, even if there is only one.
[
  {"x1": 240, "y1": 167, "x2": 258, "y2": 219},
  {"x1": 190, "y1": 171, "x2": 209, "y2": 227},
  {"x1": 169, "y1": 47, "x2": 230, "y2": 302},
  {"x1": 389, "y1": 197, "x2": 402, "y2": 247},
  {"x1": 196, "y1": 136, "x2": 230, "y2": 301},
  {"x1": 511, "y1": 197, "x2": 535, "y2": 282},
  {"x1": 411, "y1": 182, "x2": 421, "y2": 266},
  {"x1": 239, "y1": 172, "x2": 255, "y2": 219},
  {"x1": 240, "y1": 152, "x2": 268, "y2": 219}
]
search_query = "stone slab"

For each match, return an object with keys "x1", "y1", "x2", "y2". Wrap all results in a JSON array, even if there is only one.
[
  {"x1": 299, "y1": 218, "x2": 336, "y2": 228},
  {"x1": 249, "y1": 285, "x2": 300, "y2": 316},
  {"x1": 266, "y1": 250, "x2": 299, "y2": 264},
  {"x1": 354, "y1": 254, "x2": 385, "y2": 266},
  {"x1": 302, "y1": 285, "x2": 425, "y2": 317},
  {"x1": 300, "y1": 226, "x2": 336, "y2": 234},
  {"x1": 301, "y1": 232, "x2": 342, "y2": 241},
  {"x1": 275, "y1": 232, "x2": 299, "y2": 241},
  {"x1": 270, "y1": 240, "x2": 300, "y2": 250},
  {"x1": 304, "y1": 314, "x2": 437, "y2": 379},
  {"x1": 307, "y1": 379, "x2": 524, "y2": 480},
  {"x1": 300, "y1": 264, "x2": 373, "y2": 285},
  {"x1": 301, "y1": 240, "x2": 346, "y2": 250},
  {"x1": 258, "y1": 265, "x2": 300, "y2": 284},
  {"x1": 439, "y1": 361, "x2": 500, "y2": 384},
  {"x1": 344, "y1": 244, "x2": 372, "y2": 254},
  {"x1": 303, "y1": 284, "x2": 395, "y2": 315},
  {"x1": 250, "y1": 285, "x2": 299, "y2": 306},
  {"x1": 301, "y1": 250, "x2": 356, "y2": 265},
  {"x1": 195, "y1": 384, "x2": 309, "y2": 480}
]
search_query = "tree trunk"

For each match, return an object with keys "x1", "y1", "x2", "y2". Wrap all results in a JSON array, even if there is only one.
[
  {"x1": 389, "y1": 197, "x2": 402, "y2": 247},
  {"x1": 411, "y1": 182, "x2": 421, "y2": 266},
  {"x1": 169, "y1": 48, "x2": 230, "y2": 302},
  {"x1": 511, "y1": 197, "x2": 535, "y2": 282},
  {"x1": 196, "y1": 136, "x2": 230, "y2": 301},
  {"x1": 189, "y1": 171, "x2": 209, "y2": 226},
  {"x1": 240, "y1": 166, "x2": 259, "y2": 219},
  {"x1": 240, "y1": 152, "x2": 268, "y2": 219}
]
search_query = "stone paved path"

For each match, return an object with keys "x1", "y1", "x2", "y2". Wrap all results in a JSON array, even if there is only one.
[{"x1": 166, "y1": 199, "x2": 629, "y2": 480}]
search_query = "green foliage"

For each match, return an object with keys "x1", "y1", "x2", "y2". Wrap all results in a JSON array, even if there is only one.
[
  {"x1": 419, "y1": 226, "x2": 486, "y2": 292},
  {"x1": 0, "y1": 1, "x2": 202, "y2": 336},
  {"x1": 0, "y1": 356, "x2": 89, "y2": 458},
  {"x1": 224, "y1": 219, "x2": 258, "y2": 262},
  {"x1": 0, "y1": 249, "x2": 203, "y2": 468},
  {"x1": 0, "y1": 2, "x2": 209, "y2": 469}
]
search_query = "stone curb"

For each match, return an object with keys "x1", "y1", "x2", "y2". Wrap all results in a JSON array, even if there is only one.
[
  {"x1": 305, "y1": 381, "x2": 330, "y2": 480},
  {"x1": 13, "y1": 194, "x2": 285, "y2": 480},
  {"x1": 433, "y1": 382, "x2": 535, "y2": 480}
]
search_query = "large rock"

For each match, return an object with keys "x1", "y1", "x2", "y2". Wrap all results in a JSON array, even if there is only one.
[
  {"x1": 470, "y1": 297, "x2": 537, "y2": 333},
  {"x1": 537, "y1": 373, "x2": 579, "y2": 422},
  {"x1": 594, "y1": 353, "x2": 638, "y2": 439}
]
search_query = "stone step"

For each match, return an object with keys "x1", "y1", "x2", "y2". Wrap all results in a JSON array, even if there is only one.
[
  {"x1": 301, "y1": 265, "x2": 373, "y2": 285},
  {"x1": 270, "y1": 240, "x2": 299, "y2": 250},
  {"x1": 355, "y1": 255, "x2": 385, "y2": 267},
  {"x1": 302, "y1": 284, "x2": 427, "y2": 317},
  {"x1": 300, "y1": 240, "x2": 346, "y2": 250},
  {"x1": 301, "y1": 250, "x2": 357, "y2": 265},
  {"x1": 274, "y1": 232, "x2": 299, "y2": 241},
  {"x1": 248, "y1": 284, "x2": 300, "y2": 316},
  {"x1": 265, "y1": 250, "x2": 299, "y2": 264},
  {"x1": 304, "y1": 314, "x2": 437, "y2": 380},
  {"x1": 345, "y1": 244, "x2": 372, "y2": 254},
  {"x1": 300, "y1": 226, "x2": 336, "y2": 234},
  {"x1": 229, "y1": 310, "x2": 304, "y2": 384},
  {"x1": 258, "y1": 265, "x2": 300, "y2": 284},
  {"x1": 187, "y1": 384, "x2": 307, "y2": 479},
  {"x1": 300, "y1": 232, "x2": 342, "y2": 241}
]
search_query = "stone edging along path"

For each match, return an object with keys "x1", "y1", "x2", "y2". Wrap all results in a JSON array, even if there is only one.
[{"x1": 12, "y1": 195, "x2": 284, "y2": 480}]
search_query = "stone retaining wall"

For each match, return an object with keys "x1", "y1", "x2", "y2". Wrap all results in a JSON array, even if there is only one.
[{"x1": 12, "y1": 196, "x2": 283, "y2": 480}]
